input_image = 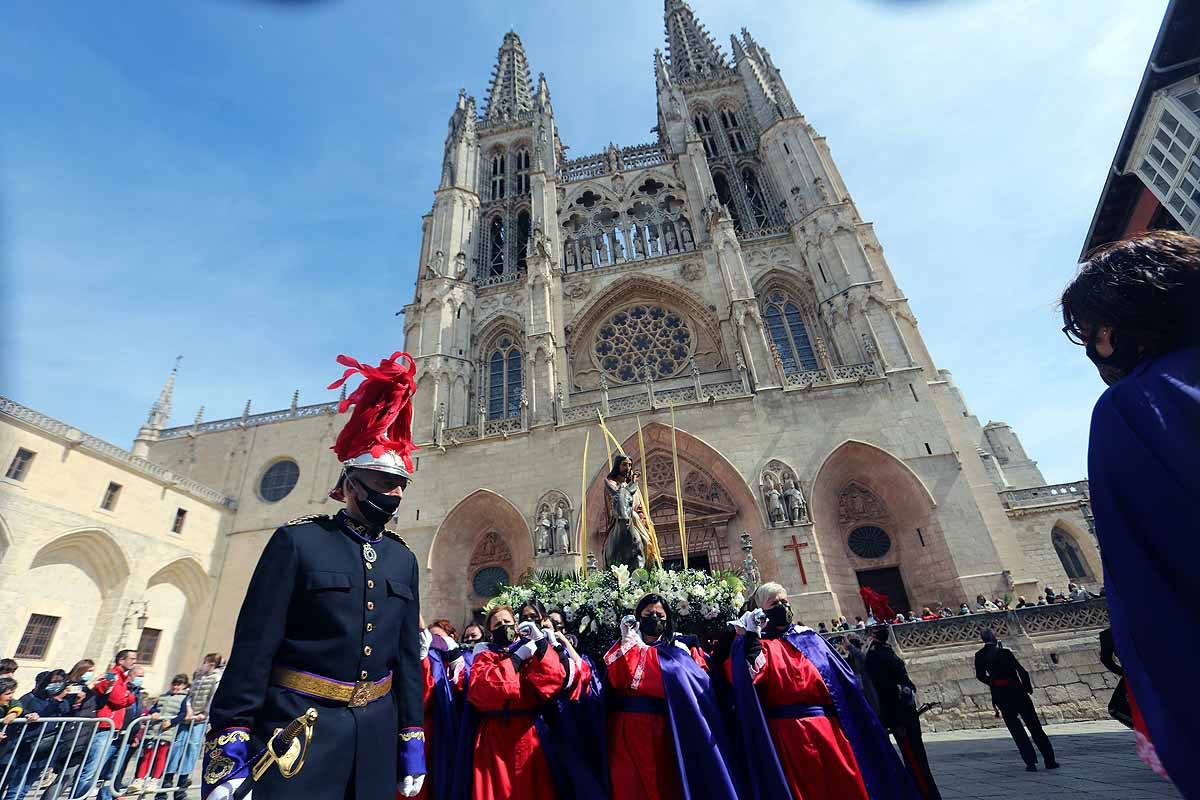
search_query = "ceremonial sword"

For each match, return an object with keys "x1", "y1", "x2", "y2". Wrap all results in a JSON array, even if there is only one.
[{"x1": 231, "y1": 708, "x2": 319, "y2": 800}]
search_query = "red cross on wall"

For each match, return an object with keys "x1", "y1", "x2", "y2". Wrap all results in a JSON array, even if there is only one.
[{"x1": 782, "y1": 534, "x2": 809, "y2": 585}]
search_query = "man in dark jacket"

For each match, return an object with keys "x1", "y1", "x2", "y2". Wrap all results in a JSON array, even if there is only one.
[
  {"x1": 865, "y1": 626, "x2": 941, "y2": 799},
  {"x1": 974, "y1": 629, "x2": 1058, "y2": 771},
  {"x1": 203, "y1": 352, "x2": 426, "y2": 800}
]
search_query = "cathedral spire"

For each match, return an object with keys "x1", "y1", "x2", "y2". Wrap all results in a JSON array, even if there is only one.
[
  {"x1": 483, "y1": 31, "x2": 535, "y2": 121},
  {"x1": 663, "y1": 0, "x2": 729, "y2": 82},
  {"x1": 132, "y1": 355, "x2": 180, "y2": 457}
]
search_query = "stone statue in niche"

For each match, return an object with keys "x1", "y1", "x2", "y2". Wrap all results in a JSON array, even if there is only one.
[
  {"x1": 611, "y1": 231, "x2": 625, "y2": 262},
  {"x1": 564, "y1": 238, "x2": 577, "y2": 270},
  {"x1": 648, "y1": 225, "x2": 661, "y2": 256},
  {"x1": 453, "y1": 252, "x2": 467, "y2": 279},
  {"x1": 783, "y1": 477, "x2": 808, "y2": 524},
  {"x1": 632, "y1": 226, "x2": 646, "y2": 258},
  {"x1": 580, "y1": 240, "x2": 594, "y2": 267},
  {"x1": 703, "y1": 194, "x2": 724, "y2": 228},
  {"x1": 679, "y1": 219, "x2": 694, "y2": 250},
  {"x1": 431, "y1": 249, "x2": 445, "y2": 276},
  {"x1": 762, "y1": 475, "x2": 786, "y2": 526},
  {"x1": 535, "y1": 509, "x2": 553, "y2": 554},
  {"x1": 665, "y1": 224, "x2": 679, "y2": 254},
  {"x1": 533, "y1": 224, "x2": 552, "y2": 261},
  {"x1": 554, "y1": 506, "x2": 571, "y2": 553}
]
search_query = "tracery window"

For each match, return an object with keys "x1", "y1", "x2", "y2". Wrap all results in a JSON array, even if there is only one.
[
  {"x1": 561, "y1": 181, "x2": 694, "y2": 272},
  {"x1": 487, "y1": 336, "x2": 522, "y2": 420},
  {"x1": 763, "y1": 290, "x2": 818, "y2": 373},
  {"x1": 514, "y1": 149, "x2": 531, "y2": 195},
  {"x1": 742, "y1": 167, "x2": 769, "y2": 227},
  {"x1": 594, "y1": 304, "x2": 693, "y2": 383},
  {"x1": 489, "y1": 152, "x2": 506, "y2": 201},
  {"x1": 487, "y1": 216, "x2": 506, "y2": 276},
  {"x1": 693, "y1": 112, "x2": 719, "y2": 159},
  {"x1": 720, "y1": 108, "x2": 749, "y2": 152},
  {"x1": 1052, "y1": 527, "x2": 1090, "y2": 580},
  {"x1": 515, "y1": 209, "x2": 531, "y2": 271},
  {"x1": 712, "y1": 172, "x2": 743, "y2": 232}
]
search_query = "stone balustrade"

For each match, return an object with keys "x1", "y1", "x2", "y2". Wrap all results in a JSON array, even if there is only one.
[{"x1": 999, "y1": 480, "x2": 1090, "y2": 508}]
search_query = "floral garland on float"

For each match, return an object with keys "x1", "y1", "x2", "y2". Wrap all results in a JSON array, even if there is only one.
[{"x1": 487, "y1": 565, "x2": 747, "y2": 661}]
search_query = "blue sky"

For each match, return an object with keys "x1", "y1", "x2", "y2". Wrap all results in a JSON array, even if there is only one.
[{"x1": 1, "y1": 0, "x2": 1165, "y2": 483}]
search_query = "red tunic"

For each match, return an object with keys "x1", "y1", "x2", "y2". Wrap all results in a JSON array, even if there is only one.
[
  {"x1": 728, "y1": 636, "x2": 869, "y2": 800},
  {"x1": 604, "y1": 639, "x2": 707, "y2": 800},
  {"x1": 468, "y1": 647, "x2": 566, "y2": 800}
]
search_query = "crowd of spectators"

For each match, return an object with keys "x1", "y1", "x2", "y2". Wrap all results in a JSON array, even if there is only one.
[
  {"x1": 816, "y1": 583, "x2": 1100, "y2": 634},
  {"x1": 0, "y1": 651, "x2": 224, "y2": 800}
]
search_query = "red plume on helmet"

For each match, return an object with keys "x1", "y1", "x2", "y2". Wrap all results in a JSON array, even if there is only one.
[{"x1": 327, "y1": 352, "x2": 419, "y2": 472}]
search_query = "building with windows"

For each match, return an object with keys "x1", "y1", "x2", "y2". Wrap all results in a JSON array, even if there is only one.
[
  {"x1": 3, "y1": 3, "x2": 1101, "y2": 657},
  {"x1": 0, "y1": 385, "x2": 231, "y2": 691},
  {"x1": 1083, "y1": 0, "x2": 1200, "y2": 253}
]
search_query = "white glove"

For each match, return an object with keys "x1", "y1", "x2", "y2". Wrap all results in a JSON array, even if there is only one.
[
  {"x1": 398, "y1": 774, "x2": 425, "y2": 797},
  {"x1": 730, "y1": 609, "x2": 766, "y2": 635},
  {"x1": 418, "y1": 629, "x2": 433, "y2": 660},
  {"x1": 207, "y1": 779, "x2": 246, "y2": 800},
  {"x1": 517, "y1": 621, "x2": 545, "y2": 642},
  {"x1": 620, "y1": 615, "x2": 639, "y2": 641}
]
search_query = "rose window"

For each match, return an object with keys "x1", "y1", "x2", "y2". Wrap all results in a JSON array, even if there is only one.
[{"x1": 594, "y1": 305, "x2": 693, "y2": 383}]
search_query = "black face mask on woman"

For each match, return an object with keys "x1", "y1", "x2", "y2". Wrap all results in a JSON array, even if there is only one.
[
  {"x1": 351, "y1": 478, "x2": 402, "y2": 528},
  {"x1": 764, "y1": 602, "x2": 793, "y2": 631},
  {"x1": 1086, "y1": 330, "x2": 1145, "y2": 386},
  {"x1": 639, "y1": 616, "x2": 666, "y2": 637},
  {"x1": 490, "y1": 624, "x2": 517, "y2": 647}
]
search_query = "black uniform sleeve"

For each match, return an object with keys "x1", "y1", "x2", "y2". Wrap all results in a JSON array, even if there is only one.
[
  {"x1": 394, "y1": 548, "x2": 425, "y2": 778},
  {"x1": 1011, "y1": 653, "x2": 1033, "y2": 694},
  {"x1": 1099, "y1": 628, "x2": 1123, "y2": 675},
  {"x1": 974, "y1": 649, "x2": 991, "y2": 686},
  {"x1": 207, "y1": 527, "x2": 299, "y2": 734}
]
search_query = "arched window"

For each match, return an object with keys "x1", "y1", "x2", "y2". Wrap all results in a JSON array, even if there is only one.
[
  {"x1": 712, "y1": 172, "x2": 743, "y2": 232},
  {"x1": 1052, "y1": 527, "x2": 1090, "y2": 580},
  {"x1": 487, "y1": 336, "x2": 522, "y2": 420},
  {"x1": 742, "y1": 168, "x2": 769, "y2": 227},
  {"x1": 488, "y1": 216, "x2": 506, "y2": 276},
  {"x1": 489, "y1": 152, "x2": 506, "y2": 201},
  {"x1": 693, "y1": 112, "x2": 719, "y2": 159},
  {"x1": 514, "y1": 149, "x2": 531, "y2": 195},
  {"x1": 720, "y1": 108, "x2": 749, "y2": 152},
  {"x1": 515, "y1": 210, "x2": 532, "y2": 272},
  {"x1": 763, "y1": 290, "x2": 818, "y2": 373}
]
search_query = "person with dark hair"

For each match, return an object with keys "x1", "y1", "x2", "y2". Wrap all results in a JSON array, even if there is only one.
[
  {"x1": 129, "y1": 675, "x2": 191, "y2": 794},
  {"x1": 204, "y1": 353, "x2": 427, "y2": 800},
  {"x1": 728, "y1": 583, "x2": 918, "y2": 800},
  {"x1": 461, "y1": 623, "x2": 485, "y2": 646},
  {"x1": 974, "y1": 629, "x2": 1057, "y2": 772},
  {"x1": 603, "y1": 593, "x2": 738, "y2": 800},
  {"x1": 2, "y1": 670, "x2": 72, "y2": 800},
  {"x1": 456, "y1": 605, "x2": 566, "y2": 799},
  {"x1": 0, "y1": 662, "x2": 16, "y2": 680},
  {"x1": 74, "y1": 651, "x2": 136, "y2": 800},
  {"x1": 1060, "y1": 229, "x2": 1200, "y2": 793},
  {"x1": 160, "y1": 654, "x2": 223, "y2": 800},
  {"x1": 416, "y1": 615, "x2": 466, "y2": 800},
  {"x1": 866, "y1": 627, "x2": 941, "y2": 799}
]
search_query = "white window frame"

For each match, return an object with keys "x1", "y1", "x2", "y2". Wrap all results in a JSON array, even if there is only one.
[{"x1": 1127, "y1": 79, "x2": 1200, "y2": 235}]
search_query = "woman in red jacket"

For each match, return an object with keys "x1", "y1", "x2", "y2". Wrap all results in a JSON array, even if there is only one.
[{"x1": 462, "y1": 605, "x2": 565, "y2": 800}]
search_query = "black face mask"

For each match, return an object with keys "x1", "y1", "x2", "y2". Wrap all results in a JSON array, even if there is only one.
[
  {"x1": 1086, "y1": 331, "x2": 1144, "y2": 386},
  {"x1": 351, "y1": 478, "x2": 402, "y2": 528},
  {"x1": 764, "y1": 603, "x2": 792, "y2": 631},
  {"x1": 491, "y1": 624, "x2": 517, "y2": 647},
  {"x1": 639, "y1": 616, "x2": 666, "y2": 637}
]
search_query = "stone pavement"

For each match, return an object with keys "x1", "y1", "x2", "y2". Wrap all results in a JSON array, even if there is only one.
[{"x1": 925, "y1": 720, "x2": 1180, "y2": 799}]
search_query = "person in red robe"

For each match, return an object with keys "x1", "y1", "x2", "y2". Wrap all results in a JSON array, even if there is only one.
[
  {"x1": 461, "y1": 605, "x2": 565, "y2": 800},
  {"x1": 413, "y1": 619, "x2": 466, "y2": 800},
  {"x1": 603, "y1": 593, "x2": 739, "y2": 800}
]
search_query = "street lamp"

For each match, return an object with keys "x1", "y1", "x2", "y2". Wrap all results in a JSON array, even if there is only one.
[{"x1": 115, "y1": 600, "x2": 150, "y2": 653}]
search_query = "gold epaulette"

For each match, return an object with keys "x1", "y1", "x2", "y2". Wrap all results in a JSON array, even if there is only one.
[
  {"x1": 285, "y1": 514, "x2": 331, "y2": 527},
  {"x1": 383, "y1": 529, "x2": 411, "y2": 550}
]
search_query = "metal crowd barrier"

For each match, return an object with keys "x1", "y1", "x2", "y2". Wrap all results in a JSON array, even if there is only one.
[{"x1": 0, "y1": 715, "x2": 207, "y2": 800}]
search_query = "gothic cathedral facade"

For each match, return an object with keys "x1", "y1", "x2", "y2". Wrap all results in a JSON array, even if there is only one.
[{"x1": 138, "y1": 2, "x2": 1099, "y2": 635}]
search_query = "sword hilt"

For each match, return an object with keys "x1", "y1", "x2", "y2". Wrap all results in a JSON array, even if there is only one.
[{"x1": 231, "y1": 707, "x2": 318, "y2": 798}]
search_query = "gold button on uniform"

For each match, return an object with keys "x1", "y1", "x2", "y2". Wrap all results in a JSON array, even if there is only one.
[
  {"x1": 367, "y1": 580, "x2": 375, "y2": 589},
  {"x1": 366, "y1": 623, "x2": 374, "y2": 632},
  {"x1": 360, "y1": 670, "x2": 368, "y2": 680},
  {"x1": 367, "y1": 601, "x2": 375, "y2": 610},
  {"x1": 366, "y1": 563, "x2": 373, "y2": 570},
  {"x1": 364, "y1": 646, "x2": 372, "y2": 656}
]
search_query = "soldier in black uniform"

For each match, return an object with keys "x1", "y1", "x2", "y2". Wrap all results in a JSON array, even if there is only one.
[
  {"x1": 203, "y1": 352, "x2": 426, "y2": 800},
  {"x1": 974, "y1": 628, "x2": 1059, "y2": 772}
]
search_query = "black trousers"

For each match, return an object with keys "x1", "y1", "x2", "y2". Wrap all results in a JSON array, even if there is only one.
[
  {"x1": 891, "y1": 714, "x2": 942, "y2": 800},
  {"x1": 996, "y1": 691, "x2": 1056, "y2": 766}
]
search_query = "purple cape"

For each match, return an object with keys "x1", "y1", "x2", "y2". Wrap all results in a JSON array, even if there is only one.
[
  {"x1": 1087, "y1": 345, "x2": 1200, "y2": 797},
  {"x1": 653, "y1": 640, "x2": 741, "y2": 800},
  {"x1": 427, "y1": 650, "x2": 463, "y2": 800},
  {"x1": 730, "y1": 629, "x2": 919, "y2": 800}
]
